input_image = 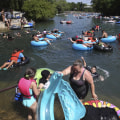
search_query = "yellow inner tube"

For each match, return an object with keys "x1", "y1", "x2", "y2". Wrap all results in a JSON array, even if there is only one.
[{"x1": 34, "y1": 68, "x2": 54, "y2": 86}]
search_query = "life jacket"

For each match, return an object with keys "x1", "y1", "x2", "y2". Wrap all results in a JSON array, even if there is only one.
[
  {"x1": 88, "y1": 37, "x2": 96, "y2": 42},
  {"x1": 84, "y1": 31, "x2": 88, "y2": 35},
  {"x1": 10, "y1": 50, "x2": 24, "y2": 61},
  {"x1": 18, "y1": 77, "x2": 36, "y2": 98},
  {"x1": 96, "y1": 25, "x2": 99, "y2": 30},
  {"x1": 76, "y1": 39, "x2": 84, "y2": 42}
]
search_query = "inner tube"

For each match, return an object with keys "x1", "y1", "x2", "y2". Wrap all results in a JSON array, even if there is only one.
[
  {"x1": 60, "y1": 21, "x2": 66, "y2": 24},
  {"x1": 101, "y1": 36, "x2": 116, "y2": 43},
  {"x1": 93, "y1": 44, "x2": 113, "y2": 52},
  {"x1": 34, "y1": 68, "x2": 54, "y2": 86},
  {"x1": 54, "y1": 33, "x2": 62, "y2": 38},
  {"x1": 66, "y1": 21, "x2": 72, "y2": 24},
  {"x1": 11, "y1": 56, "x2": 30, "y2": 68},
  {"x1": 23, "y1": 24, "x2": 32, "y2": 28},
  {"x1": 116, "y1": 21, "x2": 120, "y2": 24},
  {"x1": 31, "y1": 40, "x2": 50, "y2": 47},
  {"x1": 72, "y1": 43, "x2": 93, "y2": 50},
  {"x1": 46, "y1": 34, "x2": 56, "y2": 40},
  {"x1": 83, "y1": 100, "x2": 120, "y2": 119},
  {"x1": 28, "y1": 22, "x2": 33, "y2": 27}
]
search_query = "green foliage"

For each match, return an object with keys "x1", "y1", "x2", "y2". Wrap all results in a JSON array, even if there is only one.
[
  {"x1": 67, "y1": 2, "x2": 86, "y2": 11},
  {"x1": 0, "y1": 0, "x2": 24, "y2": 11},
  {"x1": 55, "y1": 0, "x2": 69, "y2": 13},
  {"x1": 91, "y1": 0, "x2": 120, "y2": 15},
  {"x1": 22, "y1": 0, "x2": 56, "y2": 21}
]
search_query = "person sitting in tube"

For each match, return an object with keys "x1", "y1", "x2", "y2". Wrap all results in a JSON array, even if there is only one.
[
  {"x1": 87, "y1": 37, "x2": 97, "y2": 42},
  {"x1": 0, "y1": 48, "x2": 25, "y2": 70},
  {"x1": 69, "y1": 36, "x2": 93, "y2": 48},
  {"x1": 97, "y1": 38, "x2": 108, "y2": 47},
  {"x1": 32, "y1": 34, "x2": 52, "y2": 45},
  {"x1": 38, "y1": 70, "x2": 51, "y2": 90},
  {"x1": 81, "y1": 56, "x2": 104, "y2": 81}
]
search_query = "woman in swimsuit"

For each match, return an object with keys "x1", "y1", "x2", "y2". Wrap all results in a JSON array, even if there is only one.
[
  {"x1": 18, "y1": 68, "x2": 41, "y2": 120},
  {"x1": 58, "y1": 59, "x2": 98, "y2": 102}
]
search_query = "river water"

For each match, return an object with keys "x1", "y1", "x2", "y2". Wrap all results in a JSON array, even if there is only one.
[{"x1": 0, "y1": 14, "x2": 120, "y2": 120}]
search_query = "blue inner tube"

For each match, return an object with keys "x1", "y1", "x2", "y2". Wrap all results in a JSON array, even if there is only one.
[
  {"x1": 116, "y1": 21, "x2": 120, "y2": 24},
  {"x1": 39, "y1": 38, "x2": 44, "y2": 41},
  {"x1": 28, "y1": 22, "x2": 33, "y2": 27},
  {"x1": 46, "y1": 34, "x2": 56, "y2": 40},
  {"x1": 72, "y1": 43, "x2": 93, "y2": 50},
  {"x1": 31, "y1": 40, "x2": 49, "y2": 47},
  {"x1": 101, "y1": 36, "x2": 116, "y2": 43},
  {"x1": 54, "y1": 33, "x2": 62, "y2": 38}
]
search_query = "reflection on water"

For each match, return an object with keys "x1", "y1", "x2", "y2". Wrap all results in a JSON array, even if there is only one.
[{"x1": 0, "y1": 14, "x2": 120, "y2": 119}]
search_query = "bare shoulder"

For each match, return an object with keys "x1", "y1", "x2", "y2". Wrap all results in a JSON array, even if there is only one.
[
  {"x1": 84, "y1": 69, "x2": 93, "y2": 82},
  {"x1": 30, "y1": 81, "x2": 37, "y2": 88},
  {"x1": 84, "y1": 69, "x2": 91, "y2": 76}
]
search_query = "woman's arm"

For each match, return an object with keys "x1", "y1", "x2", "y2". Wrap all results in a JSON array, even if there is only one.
[
  {"x1": 81, "y1": 57, "x2": 86, "y2": 67},
  {"x1": 60, "y1": 66, "x2": 72, "y2": 76},
  {"x1": 38, "y1": 83, "x2": 44, "y2": 89},
  {"x1": 84, "y1": 70, "x2": 98, "y2": 100}
]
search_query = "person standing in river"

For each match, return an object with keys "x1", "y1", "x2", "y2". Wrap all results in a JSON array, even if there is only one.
[
  {"x1": 58, "y1": 59, "x2": 98, "y2": 102},
  {"x1": 18, "y1": 68, "x2": 41, "y2": 120}
]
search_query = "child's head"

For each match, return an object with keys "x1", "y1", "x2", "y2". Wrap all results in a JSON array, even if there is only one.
[
  {"x1": 24, "y1": 68, "x2": 36, "y2": 79},
  {"x1": 91, "y1": 66, "x2": 97, "y2": 73}
]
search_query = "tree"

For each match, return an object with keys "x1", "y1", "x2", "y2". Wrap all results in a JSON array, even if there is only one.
[
  {"x1": 76, "y1": 2, "x2": 84, "y2": 11},
  {"x1": 55, "y1": 0, "x2": 68, "y2": 13},
  {"x1": 22, "y1": 0, "x2": 56, "y2": 21},
  {"x1": 91, "y1": 0, "x2": 120, "y2": 16}
]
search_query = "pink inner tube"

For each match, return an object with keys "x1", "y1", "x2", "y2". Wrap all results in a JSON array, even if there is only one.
[{"x1": 83, "y1": 100, "x2": 120, "y2": 118}]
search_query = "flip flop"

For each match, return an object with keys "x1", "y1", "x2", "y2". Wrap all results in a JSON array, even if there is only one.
[{"x1": 3, "y1": 68, "x2": 8, "y2": 70}]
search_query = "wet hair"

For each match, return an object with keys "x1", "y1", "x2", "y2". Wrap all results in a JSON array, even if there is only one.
[
  {"x1": 41, "y1": 70, "x2": 50, "y2": 79},
  {"x1": 73, "y1": 59, "x2": 83, "y2": 68},
  {"x1": 13, "y1": 48, "x2": 20, "y2": 53},
  {"x1": 39, "y1": 70, "x2": 50, "y2": 84},
  {"x1": 24, "y1": 68, "x2": 36, "y2": 79}
]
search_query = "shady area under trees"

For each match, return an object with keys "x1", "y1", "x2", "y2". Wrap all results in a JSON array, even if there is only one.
[{"x1": 0, "y1": 0, "x2": 120, "y2": 21}]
